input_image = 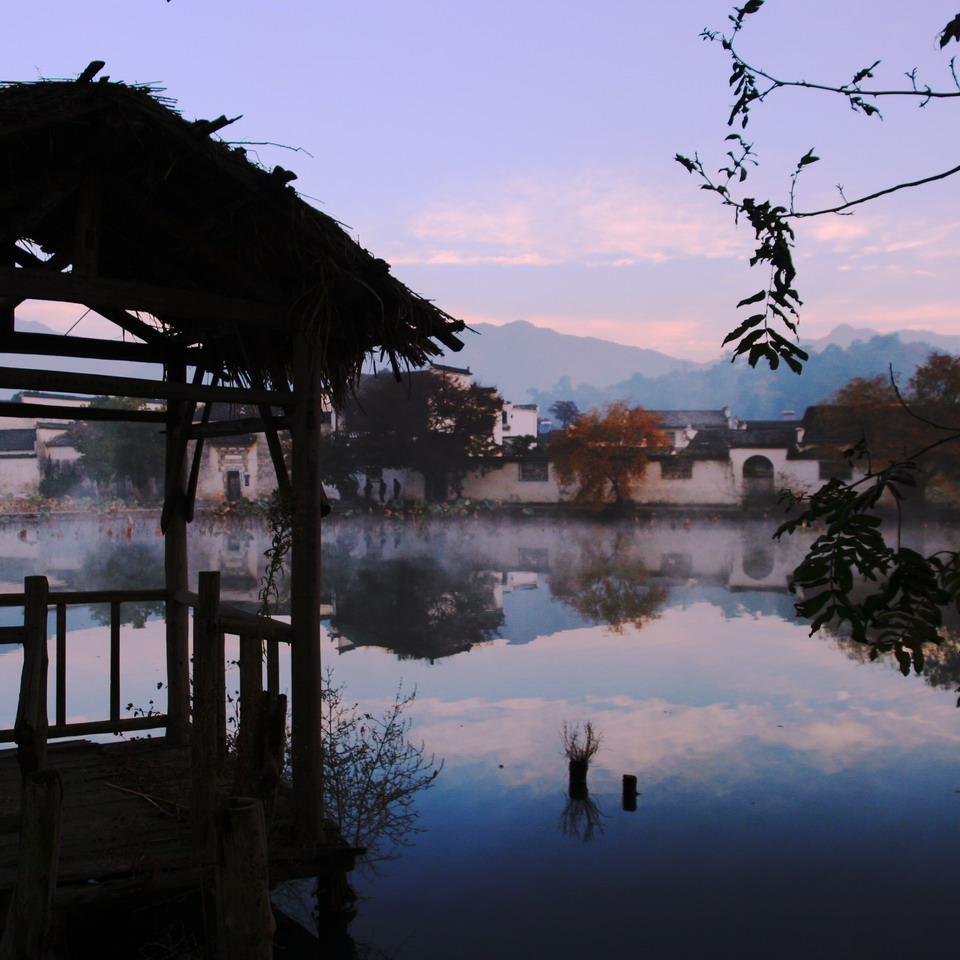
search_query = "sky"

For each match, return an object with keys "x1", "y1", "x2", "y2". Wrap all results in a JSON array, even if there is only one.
[{"x1": 6, "y1": 0, "x2": 960, "y2": 362}]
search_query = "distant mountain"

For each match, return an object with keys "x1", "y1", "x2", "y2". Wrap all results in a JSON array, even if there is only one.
[
  {"x1": 527, "y1": 331, "x2": 943, "y2": 421},
  {"x1": 804, "y1": 323, "x2": 960, "y2": 355},
  {"x1": 447, "y1": 320, "x2": 959, "y2": 419},
  {"x1": 453, "y1": 320, "x2": 708, "y2": 402}
]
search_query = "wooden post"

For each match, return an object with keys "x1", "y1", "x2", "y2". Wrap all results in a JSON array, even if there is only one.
[
  {"x1": 14, "y1": 577, "x2": 49, "y2": 778},
  {"x1": 164, "y1": 364, "x2": 191, "y2": 746},
  {"x1": 0, "y1": 768, "x2": 63, "y2": 960},
  {"x1": 290, "y1": 338, "x2": 324, "y2": 845},
  {"x1": 217, "y1": 797, "x2": 275, "y2": 960},
  {"x1": 622, "y1": 774, "x2": 639, "y2": 812},
  {"x1": 192, "y1": 571, "x2": 222, "y2": 856},
  {"x1": 234, "y1": 633, "x2": 264, "y2": 796}
]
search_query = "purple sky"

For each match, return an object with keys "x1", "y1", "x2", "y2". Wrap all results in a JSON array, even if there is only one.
[{"x1": 7, "y1": 1, "x2": 959, "y2": 361}]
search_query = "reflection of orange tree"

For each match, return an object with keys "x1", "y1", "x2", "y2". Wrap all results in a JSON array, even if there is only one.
[
  {"x1": 328, "y1": 556, "x2": 503, "y2": 660},
  {"x1": 548, "y1": 538, "x2": 667, "y2": 634}
]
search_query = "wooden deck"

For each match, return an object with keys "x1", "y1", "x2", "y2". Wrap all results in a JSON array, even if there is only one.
[{"x1": 0, "y1": 737, "x2": 355, "y2": 914}]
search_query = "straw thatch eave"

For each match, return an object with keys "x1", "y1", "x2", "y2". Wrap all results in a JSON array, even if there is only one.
[{"x1": 0, "y1": 68, "x2": 465, "y2": 404}]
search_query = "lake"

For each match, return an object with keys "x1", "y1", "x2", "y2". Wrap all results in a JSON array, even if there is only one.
[{"x1": 2, "y1": 511, "x2": 960, "y2": 959}]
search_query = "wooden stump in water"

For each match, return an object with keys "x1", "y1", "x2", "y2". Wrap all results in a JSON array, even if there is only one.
[
  {"x1": 622, "y1": 774, "x2": 639, "y2": 812},
  {"x1": 568, "y1": 759, "x2": 589, "y2": 800}
]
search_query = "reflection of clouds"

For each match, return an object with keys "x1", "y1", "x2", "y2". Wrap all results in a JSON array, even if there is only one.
[{"x1": 394, "y1": 691, "x2": 960, "y2": 792}]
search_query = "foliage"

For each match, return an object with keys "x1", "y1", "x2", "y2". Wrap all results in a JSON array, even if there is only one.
[
  {"x1": 686, "y1": 5, "x2": 960, "y2": 679},
  {"x1": 38, "y1": 461, "x2": 83, "y2": 499},
  {"x1": 72, "y1": 397, "x2": 165, "y2": 501},
  {"x1": 320, "y1": 671, "x2": 442, "y2": 874},
  {"x1": 325, "y1": 370, "x2": 501, "y2": 501},
  {"x1": 259, "y1": 487, "x2": 294, "y2": 617},
  {"x1": 550, "y1": 401, "x2": 668, "y2": 505},
  {"x1": 779, "y1": 351, "x2": 960, "y2": 665},
  {"x1": 548, "y1": 399, "x2": 581, "y2": 429},
  {"x1": 678, "y1": 3, "x2": 960, "y2": 373}
]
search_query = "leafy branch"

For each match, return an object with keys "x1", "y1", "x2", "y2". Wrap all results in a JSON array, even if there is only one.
[
  {"x1": 680, "y1": 3, "x2": 960, "y2": 371},
  {"x1": 777, "y1": 396, "x2": 960, "y2": 669}
]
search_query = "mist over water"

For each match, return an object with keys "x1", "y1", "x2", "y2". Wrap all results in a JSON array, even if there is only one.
[{"x1": 3, "y1": 512, "x2": 960, "y2": 958}]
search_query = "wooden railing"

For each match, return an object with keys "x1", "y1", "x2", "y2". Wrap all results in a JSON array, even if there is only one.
[{"x1": 0, "y1": 574, "x2": 293, "y2": 747}]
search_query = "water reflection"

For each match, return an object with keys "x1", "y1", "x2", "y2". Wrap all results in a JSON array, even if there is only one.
[
  {"x1": 559, "y1": 792, "x2": 605, "y2": 843},
  {"x1": 6, "y1": 515, "x2": 960, "y2": 957},
  {"x1": 65, "y1": 539, "x2": 165, "y2": 628},
  {"x1": 549, "y1": 532, "x2": 666, "y2": 633},
  {"x1": 326, "y1": 555, "x2": 503, "y2": 661}
]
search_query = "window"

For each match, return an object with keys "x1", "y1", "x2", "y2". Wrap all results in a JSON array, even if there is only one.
[
  {"x1": 519, "y1": 460, "x2": 548, "y2": 482},
  {"x1": 661, "y1": 458, "x2": 693, "y2": 479}
]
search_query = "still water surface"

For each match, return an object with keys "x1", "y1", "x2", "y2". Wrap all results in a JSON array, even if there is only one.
[{"x1": 2, "y1": 513, "x2": 960, "y2": 959}]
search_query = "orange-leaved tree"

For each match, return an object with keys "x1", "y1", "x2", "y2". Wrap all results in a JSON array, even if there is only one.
[{"x1": 550, "y1": 402, "x2": 668, "y2": 506}]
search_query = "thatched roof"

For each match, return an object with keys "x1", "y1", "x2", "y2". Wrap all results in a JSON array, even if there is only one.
[{"x1": 0, "y1": 65, "x2": 465, "y2": 403}]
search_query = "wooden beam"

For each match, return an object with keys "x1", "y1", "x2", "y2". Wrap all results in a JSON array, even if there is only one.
[
  {"x1": 0, "y1": 330, "x2": 198, "y2": 365},
  {"x1": 72, "y1": 178, "x2": 102, "y2": 277},
  {"x1": 0, "y1": 401, "x2": 168, "y2": 423},
  {"x1": 164, "y1": 364, "x2": 191, "y2": 747},
  {"x1": 290, "y1": 335, "x2": 324, "y2": 846},
  {"x1": 0, "y1": 267, "x2": 285, "y2": 327},
  {"x1": 189, "y1": 416, "x2": 292, "y2": 439},
  {"x1": 84, "y1": 303, "x2": 173, "y2": 347},
  {"x1": 0, "y1": 367, "x2": 294, "y2": 408}
]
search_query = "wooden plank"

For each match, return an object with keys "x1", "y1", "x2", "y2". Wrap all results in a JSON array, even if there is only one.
[
  {"x1": 0, "y1": 589, "x2": 168, "y2": 608},
  {"x1": 189, "y1": 415, "x2": 293, "y2": 439},
  {"x1": 0, "y1": 267, "x2": 285, "y2": 327},
  {"x1": 0, "y1": 330, "x2": 197, "y2": 366},
  {"x1": 0, "y1": 401, "x2": 169, "y2": 424},
  {"x1": 0, "y1": 366, "x2": 294, "y2": 407},
  {"x1": 0, "y1": 716, "x2": 168, "y2": 745}
]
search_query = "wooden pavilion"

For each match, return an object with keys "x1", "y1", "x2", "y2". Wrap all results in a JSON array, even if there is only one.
[{"x1": 0, "y1": 64, "x2": 465, "y2": 953}]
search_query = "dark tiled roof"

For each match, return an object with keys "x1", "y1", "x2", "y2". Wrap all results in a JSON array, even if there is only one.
[{"x1": 651, "y1": 410, "x2": 731, "y2": 429}]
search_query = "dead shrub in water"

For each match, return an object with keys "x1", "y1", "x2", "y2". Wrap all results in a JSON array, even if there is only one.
[{"x1": 561, "y1": 720, "x2": 603, "y2": 765}]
